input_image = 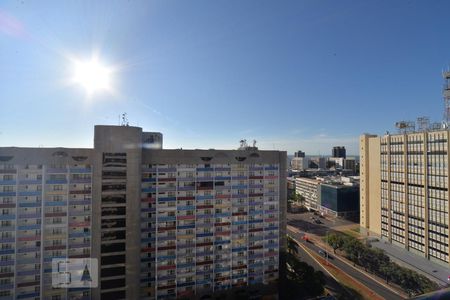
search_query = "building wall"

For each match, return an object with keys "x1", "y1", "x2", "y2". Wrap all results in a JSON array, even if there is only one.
[
  {"x1": 0, "y1": 126, "x2": 286, "y2": 300},
  {"x1": 92, "y1": 125, "x2": 143, "y2": 300},
  {"x1": 360, "y1": 134, "x2": 381, "y2": 236},
  {"x1": 361, "y1": 130, "x2": 450, "y2": 267},
  {"x1": 295, "y1": 178, "x2": 320, "y2": 210},
  {"x1": 139, "y1": 149, "x2": 286, "y2": 299},
  {"x1": 0, "y1": 148, "x2": 93, "y2": 300},
  {"x1": 319, "y1": 184, "x2": 359, "y2": 219}
]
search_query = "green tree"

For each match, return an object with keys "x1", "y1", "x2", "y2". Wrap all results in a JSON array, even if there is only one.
[
  {"x1": 326, "y1": 233, "x2": 345, "y2": 254},
  {"x1": 379, "y1": 262, "x2": 395, "y2": 284}
]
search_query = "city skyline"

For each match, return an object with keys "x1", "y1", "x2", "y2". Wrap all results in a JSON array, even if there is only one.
[{"x1": 2, "y1": 1, "x2": 450, "y2": 154}]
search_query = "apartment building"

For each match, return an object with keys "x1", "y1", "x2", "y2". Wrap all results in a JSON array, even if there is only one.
[
  {"x1": 360, "y1": 130, "x2": 450, "y2": 266},
  {"x1": 0, "y1": 125, "x2": 286, "y2": 300}
]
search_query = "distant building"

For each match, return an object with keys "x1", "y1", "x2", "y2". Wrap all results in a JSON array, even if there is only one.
[
  {"x1": 344, "y1": 157, "x2": 357, "y2": 174},
  {"x1": 309, "y1": 157, "x2": 326, "y2": 169},
  {"x1": 328, "y1": 157, "x2": 345, "y2": 169},
  {"x1": 291, "y1": 157, "x2": 309, "y2": 171},
  {"x1": 294, "y1": 150, "x2": 305, "y2": 158},
  {"x1": 332, "y1": 146, "x2": 346, "y2": 158}
]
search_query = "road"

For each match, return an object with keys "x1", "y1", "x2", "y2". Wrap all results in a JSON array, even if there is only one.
[
  {"x1": 289, "y1": 229, "x2": 350, "y2": 298},
  {"x1": 288, "y1": 227, "x2": 405, "y2": 300}
]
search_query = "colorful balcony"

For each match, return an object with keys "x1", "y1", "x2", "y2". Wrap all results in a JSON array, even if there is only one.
[
  {"x1": 18, "y1": 179, "x2": 41, "y2": 185},
  {"x1": 18, "y1": 202, "x2": 41, "y2": 208},
  {"x1": 0, "y1": 192, "x2": 16, "y2": 197},
  {"x1": 44, "y1": 201, "x2": 67, "y2": 206},
  {"x1": 46, "y1": 179, "x2": 68, "y2": 184},
  {"x1": 0, "y1": 180, "x2": 16, "y2": 185},
  {"x1": 70, "y1": 168, "x2": 91, "y2": 173},
  {"x1": 46, "y1": 168, "x2": 67, "y2": 173}
]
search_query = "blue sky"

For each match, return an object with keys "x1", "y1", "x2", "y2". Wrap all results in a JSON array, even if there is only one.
[{"x1": 1, "y1": 0, "x2": 450, "y2": 155}]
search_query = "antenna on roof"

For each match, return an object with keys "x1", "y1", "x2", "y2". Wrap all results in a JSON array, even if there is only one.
[
  {"x1": 121, "y1": 113, "x2": 129, "y2": 126},
  {"x1": 443, "y1": 69, "x2": 450, "y2": 127}
]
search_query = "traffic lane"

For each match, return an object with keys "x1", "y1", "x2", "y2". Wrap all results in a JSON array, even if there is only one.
[
  {"x1": 288, "y1": 229, "x2": 404, "y2": 300},
  {"x1": 293, "y1": 238, "x2": 348, "y2": 297}
]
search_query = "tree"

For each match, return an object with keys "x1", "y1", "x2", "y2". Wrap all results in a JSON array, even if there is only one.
[
  {"x1": 326, "y1": 233, "x2": 345, "y2": 254},
  {"x1": 379, "y1": 262, "x2": 395, "y2": 284}
]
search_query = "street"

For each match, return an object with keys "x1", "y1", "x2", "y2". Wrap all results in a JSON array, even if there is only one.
[{"x1": 287, "y1": 213, "x2": 405, "y2": 300}]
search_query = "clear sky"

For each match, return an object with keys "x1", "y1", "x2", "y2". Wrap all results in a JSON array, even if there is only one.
[{"x1": 1, "y1": 0, "x2": 450, "y2": 155}]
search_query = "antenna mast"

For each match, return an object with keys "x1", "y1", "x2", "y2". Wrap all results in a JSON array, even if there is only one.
[
  {"x1": 443, "y1": 70, "x2": 450, "y2": 127},
  {"x1": 121, "y1": 113, "x2": 129, "y2": 126}
]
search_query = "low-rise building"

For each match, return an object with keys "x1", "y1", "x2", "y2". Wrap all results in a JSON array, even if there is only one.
[
  {"x1": 295, "y1": 177, "x2": 321, "y2": 210},
  {"x1": 319, "y1": 181, "x2": 360, "y2": 220}
]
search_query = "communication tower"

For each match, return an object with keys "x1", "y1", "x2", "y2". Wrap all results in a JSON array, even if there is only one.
[
  {"x1": 416, "y1": 116, "x2": 430, "y2": 132},
  {"x1": 395, "y1": 121, "x2": 415, "y2": 134},
  {"x1": 443, "y1": 70, "x2": 450, "y2": 126}
]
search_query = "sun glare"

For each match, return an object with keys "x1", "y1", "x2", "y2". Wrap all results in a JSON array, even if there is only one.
[{"x1": 72, "y1": 57, "x2": 113, "y2": 96}]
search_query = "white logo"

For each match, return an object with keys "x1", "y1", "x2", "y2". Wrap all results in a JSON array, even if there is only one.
[{"x1": 52, "y1": 258, "x2": 98, "y2": 288}]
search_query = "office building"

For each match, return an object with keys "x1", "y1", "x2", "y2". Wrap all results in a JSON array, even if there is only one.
[
  {"x1": 296, "y1": 176, "x2": 359, "y2": 219},
  {"x1": 309, "y1": 157, "x2": 326, "y2": 169},
  {"x1": 0, "y1": 125, "x2": 286, "y2": 300},
  {"x1": 360, "y1": 130, "x2": 450, "y2": 266},
  {"x1": 328, "y1": 157, "x2": 345, "y2": 169},
  {"x1": 293, "y1": 151, "x2": 305, "y2": 158},
  {"x1": 332, "y1": 146, "x2": 346, "y2": 159},
  {"x1": 295, "y1": 177, "x2": 321, "y2": 210},
  {"x1": 344, "y1": 158, "x2": 357, "y2": 174},
  {"x1": 290, "y1": 157, "x2": 309, "y2": 171},
  {"x1": 319, "y1": 180, "x2": 359, "y2": 220}
]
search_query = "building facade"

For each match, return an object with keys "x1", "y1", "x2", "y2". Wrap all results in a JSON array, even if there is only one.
[
  {"x1": 0, "y1": 125, "x2": 287, "y2": 300},
  {"x1": 332, "y1": 146, "x2": 346, "y2": 159},
  {"x1": 360, "y1": 130, "x2": 450, "y2": 266},
  {"x1": 319, "y1": 183, "x2": 359, "y2": 219},
  {"x1": 290, "y1": 157, "x2": 309, "y2": 171},
  {"x1": 294, "y1": 151, "x2": 305, "y2": 158},
  {"x1": 295, "y1": 177, "x2": 321, "y2": 210}
]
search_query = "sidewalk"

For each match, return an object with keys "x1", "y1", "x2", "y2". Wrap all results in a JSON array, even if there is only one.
[{"x1": 370, "y1": 238, "x2": 450, "y2": 286}]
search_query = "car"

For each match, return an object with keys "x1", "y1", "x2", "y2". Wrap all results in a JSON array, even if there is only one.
[{"x1": 318, "y1": 249, "x2": 332, "y2": 259}]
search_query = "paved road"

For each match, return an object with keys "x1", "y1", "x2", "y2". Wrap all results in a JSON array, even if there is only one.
[
  {"x1": 288, "y1": 228, "x2": 405, "y2": 300},
  {"x1": 290, "y1": 232, "x2": 350, "y2": 298}
]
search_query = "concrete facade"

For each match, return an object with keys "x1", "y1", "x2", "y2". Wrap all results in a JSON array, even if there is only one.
[
  {"x1": 360, "y1": 130, "x2": 450, "y2": 267},
  {"x1": 0, "y1": 125, "x2": 286, "y2": 300},
  {"x1": 295, "y1": 177, "x2": 321, "y2": 210}
]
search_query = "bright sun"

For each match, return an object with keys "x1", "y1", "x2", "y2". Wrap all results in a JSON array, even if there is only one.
[{"x1": 72, "y1": 56, "x2": 113, "y2": 96}]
